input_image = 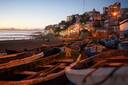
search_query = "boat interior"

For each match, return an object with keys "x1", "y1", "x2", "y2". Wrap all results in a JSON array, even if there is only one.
[{"x1": 0, "y1": 59, "x2": 72, "y2": 81}]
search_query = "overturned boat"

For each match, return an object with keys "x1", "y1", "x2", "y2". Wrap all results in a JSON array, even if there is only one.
[{"x1": 65, "y1": 50, "x2": 128, "y2": 85}]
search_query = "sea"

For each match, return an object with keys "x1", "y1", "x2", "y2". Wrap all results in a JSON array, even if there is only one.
[{"x1": 0, "y1": 30, "x2": 42, "y2": 41}]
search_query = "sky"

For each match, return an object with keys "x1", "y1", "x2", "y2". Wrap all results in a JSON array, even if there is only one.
[{"x1": 0, "y1": 0, "x2": 128, "y2": 29}]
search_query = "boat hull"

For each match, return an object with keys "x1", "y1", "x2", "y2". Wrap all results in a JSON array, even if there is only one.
[
  {"x1": 66, "y1": 67, "x2": 128, "y2": 85},
  {"x1": 65, "y1": 50, "x2": 128, "y2": 85}
]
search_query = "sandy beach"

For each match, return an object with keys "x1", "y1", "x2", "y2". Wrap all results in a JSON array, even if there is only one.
[
  {"x1": 0, "y1": 39, "x2": 63, "y2": 51},
  {"x1": 0, "y1": 39, "x2": 44, "y2": 50}
]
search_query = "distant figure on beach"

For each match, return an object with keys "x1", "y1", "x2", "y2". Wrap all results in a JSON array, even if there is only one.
[
  {"x1": 64, "y1": 45, "x2": 72, "y2": 58},
  {"x1": 0, "y1": 49, "x2": 7, "y2": 55}
]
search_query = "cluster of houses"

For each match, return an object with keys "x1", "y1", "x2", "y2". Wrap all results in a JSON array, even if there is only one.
[{"x1": 44, "y1": 2, "x2": 128, "y2": 39}]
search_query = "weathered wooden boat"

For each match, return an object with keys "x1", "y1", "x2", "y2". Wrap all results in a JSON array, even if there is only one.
[
  {"x1": 65, "y1": 50, "x2": 128, "y2": 85},
  {"x1": 0, "y1": 52, "x2": 44, "y2": 72},
  {"x1": 0, "y1": 58, "x2": 73, "y2": 85},
  {"x1": 0, "y1": 47, "x2": 62, "y2": 73},
  {"x1": 0, "y1": 52, "x2": 23, "y2": 59}
]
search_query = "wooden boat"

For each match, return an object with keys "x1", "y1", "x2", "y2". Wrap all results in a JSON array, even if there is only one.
[
  {"x1": 0, "y1": 58, "x2": 73, "y2": 85},
  {"x1": 0, "y1": 52, "x2": 44, "y2": 72},
  {"x1": 65, "y1": 50, "x2": 128, "y2": 85},
  {"x1": 0, "y1": 47, "x2": 62, "y2": 72}
]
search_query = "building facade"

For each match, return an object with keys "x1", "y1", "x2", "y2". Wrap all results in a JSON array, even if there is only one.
[{"x1": 103, "y1": 2, "x2": 121, "y2": 34}]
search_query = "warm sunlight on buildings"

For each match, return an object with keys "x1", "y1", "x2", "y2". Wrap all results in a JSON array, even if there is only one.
[
  {"x1": 112, "y1": 12, "x2": 118, "y2": 16},
  {"x1": 120, "y1": 20, "x2": 128, "y2": 31}
]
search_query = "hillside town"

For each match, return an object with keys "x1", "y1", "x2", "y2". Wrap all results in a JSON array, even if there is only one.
[{"x1": 44, "y1": 2, "x2": 128, "y2": 40}]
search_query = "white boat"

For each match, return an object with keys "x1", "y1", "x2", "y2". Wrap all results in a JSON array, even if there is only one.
[{"x1": 65, "y1": 50, "x2": 128, "y2": 85}]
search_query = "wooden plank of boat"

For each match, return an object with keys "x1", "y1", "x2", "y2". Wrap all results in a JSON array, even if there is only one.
[
  {"x1": 106, "y1": 57, "x2": 128, "y2": 60},
  {"x1": 25, "y1": 63, "x2": 61, "y2": 79},
  {"x1": 0, "y1": 52, "x2": 23, "y2": 59},
  {"x1": 55, "y1": 59, "x2": 74, "y2": 63},
  {"x1": 15, "y1": 71, "x2": 37, "y2": 75},
  {"x1": 37, "y1": 63, "x2": 66, "y2": 77},
  {"x1": 39, "y1": 65, "x2": 55, "y2": 68},
  {"x1": 0, "y1": 52, "x2": 44, "y2": 72},
  {"x1": 14, "y1": 63, "x2": 64, "y2": 77},
  {"x1": 40, "y1": 63, "x2": 66, "y2": 69},
  {"x1": 0, "y1": 52, "x2": 33, "y2": 64}
]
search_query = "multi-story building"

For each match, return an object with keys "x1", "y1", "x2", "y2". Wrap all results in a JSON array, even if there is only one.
[
  {"x1": 103, "y1": 7, "x2": 108, "y2": 15},
  {"x1": 87, "y1": 9, "x2": 102, "y2": 31},
  {"x1": 66, "y1": 14, "x2": 81, "y2": 24},
  {"x1": 67, "y1": 15, "x2": 73, "y2": 22},
  {"x1": 88, "y1": 9, "x2": 101, "y2": 21},
  {"x1": 107, "y1": 2, "x2": 121, "y2": 18},
  {"x1": 103, "y1": 2, "x2": 121, "y2": 34}
]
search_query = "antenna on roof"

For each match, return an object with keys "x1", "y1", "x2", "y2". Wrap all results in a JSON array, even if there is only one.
[{"x1": 83, "y1": 0, "x2": 85, "y2": 12}]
